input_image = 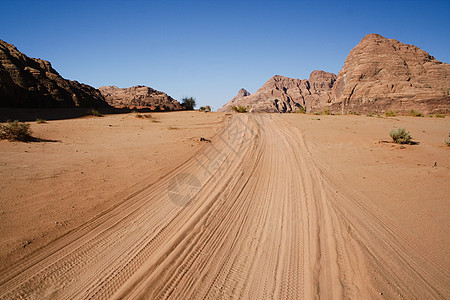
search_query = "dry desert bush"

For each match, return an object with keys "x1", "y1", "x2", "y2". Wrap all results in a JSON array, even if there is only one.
[
  {"x1": 389, "y1": 128, "x2": 413, "y2": 144},
  {"x1": 0, "y1": 120, "x2": 33, "y2": 141},
  {"x1": 231, "y1": 105, "x2": 248, "y2": 113}
]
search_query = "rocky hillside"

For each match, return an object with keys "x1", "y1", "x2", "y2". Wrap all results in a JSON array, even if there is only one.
[
  {"x1": 219, "y1": 71, "x2": 336, "y2": 113},
  {"x1": 330, "y1": 34, "x2": 450, "y2": 114},
  {"x1": 99, "y1": 85, "x2": 183, "y2": 110},
  {"x1": 0, "y1": 39, "x2": 108, "y2": 108},
  {"x1": 220, "y1": 34, "x2": 449, "y2": 114}
]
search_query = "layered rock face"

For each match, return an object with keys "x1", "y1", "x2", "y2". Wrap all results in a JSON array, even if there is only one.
[
  {"x1": 99, "y1": 85, "x2": 183, "y2": 110},
  {"x1": 0, "y1": 39, "x2": 108, "y2": 108},
  {"x1": 219, "y1": 71, "x2": 336, "y2": 113},
  {"x1": 330, "y1": 34, "x2": 450, "y2": 114},
  {"x1": 220, "y1": 34, "x2": 449, "y2": 113}
]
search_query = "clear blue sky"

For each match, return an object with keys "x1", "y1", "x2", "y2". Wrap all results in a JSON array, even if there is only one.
[{"x1": 1, "y1": 0, "x2": 449, "y2": 109}]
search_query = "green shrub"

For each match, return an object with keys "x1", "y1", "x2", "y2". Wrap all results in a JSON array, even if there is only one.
[
  {"x1": 389, "y1": 128, "x2": 412, "y2": 144},
  {"x1": 36, "y1": 119, "x2": 47, "y2": 124},
  {"x1": 445, "y1": 133, "x2": 450, "y2": 147},
  {"x1": 86, "y1": 109, "x2": 103, "y2": 117},
  {"x1": 0, "y1": 120, "x2": 33, "y2": 141},
  {"x1": 408, "y1": 109, "x2": 423, "y2": 117},
  {"x1": 231, "y1": 105, "x2": 248, "y2": 113},
  {"x1": 435, "y1": 114, "x2": 446, "y2": 118},
  {"x1": 385, "y1": 110, "x2": 397, "y2": 117}
]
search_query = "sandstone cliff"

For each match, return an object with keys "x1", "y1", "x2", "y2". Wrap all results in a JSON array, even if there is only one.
[
  {"x1": 219, "y1": 71, "x2": 336, "y2": 113},
  {"x1": 99, "y1": 85, "x2": 183, "y2": 110},
  {"x1": 0, "y1": 39, "x2": 108, "y2": 108},
  {"x1": 330, "y1": 34, "x2": 450, "y2": 114},
  {"x1": 220, "y1": 34, "x2": 449, "y2": 114}
]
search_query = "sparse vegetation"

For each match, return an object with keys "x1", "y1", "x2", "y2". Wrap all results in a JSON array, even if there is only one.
[
  {"x1": 199, "y1": 105, "x2": 213, "y2": 112},
  {"x1": 36, "y1": 119, "x2": 47, "y2": 124},
  {"x1": 86, "y1": 109, "x2": 103, "y2": 117},
  {"x1": 296, "y1": 106, "x2": 306, "y2": 114},
  {"x1": 445, "y1": 133, "x2": 450, "y2": 147},
  {"x1": 435, "y1": 114, "x2": 446, "y2": 118},
  {"x1": 0, "y1": 120, "x2": 33, "y2": 141},
  {"x1": 389, "y1": 128, "x2": 413, "y2": 144},
  {"x1": 231, "y1": 105, "x2": 248, "y2": 113},
  {"x1": 408, "y1": 109, "x2": 423, "y2": 117},
  {"x1": 384, "y1": 110, "x2": 397, "y2": 117},
  {"x1": 314, "y1": 109, "x2": 331, "y2": 115},
  {"x1": 348, "y1": 111, "x2": 360, "y2": 115},
  {"x1": 181, "y1": 97, "x2": 196, "y2": 110}
]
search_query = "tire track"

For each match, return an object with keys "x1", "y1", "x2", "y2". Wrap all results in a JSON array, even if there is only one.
[{"x1": 0, "y1": 114, "x2": 448, "y2": 299}]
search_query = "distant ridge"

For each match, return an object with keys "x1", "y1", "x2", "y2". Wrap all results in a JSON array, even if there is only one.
[{"x1": 99, "y1": 85, "x2": 183, "y2": 110}]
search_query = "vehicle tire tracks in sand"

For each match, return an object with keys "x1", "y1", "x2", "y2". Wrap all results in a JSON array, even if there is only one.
[{"x1": 0, "y1": 114, "x2": 448, "y2": 299}]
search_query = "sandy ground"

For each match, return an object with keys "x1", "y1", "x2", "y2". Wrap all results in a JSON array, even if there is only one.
[
  {"x1": 281, "y1": 114, "x2": 450, "y2": 268},
  {"x1": 0, "y1": 112, "x2": 448, "y2": 299},
  {"x1": 0, "y1": 111, "x2": 226, "y2": 267}
]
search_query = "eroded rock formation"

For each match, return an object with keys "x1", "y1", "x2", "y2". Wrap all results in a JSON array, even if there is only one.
[
  {"x1": 0, "y1": 39, "x2": 108, "y2": 108},
  {"x1": 99, "y1": 85, "x2": 183, "y2": 110},
  {"x1": 220, "y1": 34, "x2": 449, "y2": 114}
]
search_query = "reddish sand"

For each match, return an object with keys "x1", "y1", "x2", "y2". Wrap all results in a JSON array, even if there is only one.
[{"x1": 0, "y1": 112, "x2": 448, "y2": 299}]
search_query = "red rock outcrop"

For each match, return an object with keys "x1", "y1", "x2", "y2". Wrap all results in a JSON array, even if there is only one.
[
  {"x1": 99, "y1": 85, "x2": 183, "y2": 110},
  {"x1": 0, "y1": 39, "x2": 109, "y2": 108},
  {"x1": 219, "y1": 71, "x2": 336, "y2": 113},
  {"x1": 220, "y1": 34, "x2": 449, "y2": 114},
  {"x1": 329, "y1": 34, "x2": 449, "y2": 114}
]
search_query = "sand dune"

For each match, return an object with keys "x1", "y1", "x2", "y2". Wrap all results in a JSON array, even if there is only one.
[{"x1": 0, "y1": 113, "x2": 448, "y2": 299}]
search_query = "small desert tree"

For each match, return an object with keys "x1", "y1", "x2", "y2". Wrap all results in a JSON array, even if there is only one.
[{"x1": 181, "y1": 97, "x2": 196, "y2": 110}]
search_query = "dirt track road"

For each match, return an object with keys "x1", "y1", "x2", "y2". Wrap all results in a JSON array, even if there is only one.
[{"x1": 0, "y1": 114, "x2": 448, "y2": 299}]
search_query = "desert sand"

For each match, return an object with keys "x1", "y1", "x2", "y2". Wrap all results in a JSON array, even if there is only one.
[{"x1": 0, "y1": 112, "x2": 449, "y2": 299}]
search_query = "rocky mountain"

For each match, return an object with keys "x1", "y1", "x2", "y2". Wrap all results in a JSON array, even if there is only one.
[
  {"x1": 219, "y1": 88, "x2": 251, "y2": 112},
  {"x1": 220, "y1": 34, "x2": 449, "y2": 114},
  {"x1": 99, "y1": 85, "x2": 183, "y2": 110},
  {"x1": 330, "y1": 34, "x2": 450, "y2": 114},
  {"x1": 219, "y1": 71, "x2": 336, "y2": 113},
  {"x1": 0, "y1": 39, "x2": 109, "y2": 108}
]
